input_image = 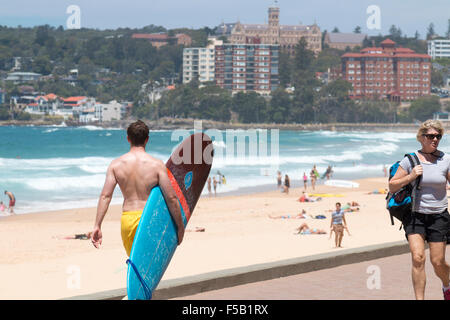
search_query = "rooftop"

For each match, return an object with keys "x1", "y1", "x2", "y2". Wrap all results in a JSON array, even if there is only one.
[
  {"x1": 342, "y1": 39, "x2": 431, "y2": 60},
  {"x1": 327, "y1": 32, "x2": 367, "y2": 44}
]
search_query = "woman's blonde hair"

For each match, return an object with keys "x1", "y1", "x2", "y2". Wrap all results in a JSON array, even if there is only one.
[{"x1": 416, "y1": 119, "x2": 444, "y2": 141}]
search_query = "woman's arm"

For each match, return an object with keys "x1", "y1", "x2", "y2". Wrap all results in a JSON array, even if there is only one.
[{"x1": 388, "y1": 165, "x2": 422, "y2": 193}]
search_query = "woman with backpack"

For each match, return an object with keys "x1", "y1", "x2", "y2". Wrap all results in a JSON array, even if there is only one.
[{"x1": 389, "y1": 119, "x2": 450, "y2": 300}]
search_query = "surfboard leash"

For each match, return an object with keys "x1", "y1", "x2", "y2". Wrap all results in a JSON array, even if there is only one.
[{"x1": 126, "y1": 259, "x2": 152, "y2": 300}]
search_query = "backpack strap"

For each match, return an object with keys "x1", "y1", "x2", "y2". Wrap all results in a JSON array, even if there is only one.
[
  {"x1": 404, "y1": 152, "x2": 421, "y2": 214},
  {"x1": 405, "y1": 153, "x2": 421, "y2": 189}
]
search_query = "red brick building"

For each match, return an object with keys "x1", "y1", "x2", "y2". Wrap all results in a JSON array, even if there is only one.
[
  {"x1": 131, "y1": 33, "x2": 192, "y2": 48},
  {"x1": 215, "y1": 43, "x2": 280, "y2": 95},
  {"x1": 341, "y1": 39, "x2": 431, "y2": 101}
]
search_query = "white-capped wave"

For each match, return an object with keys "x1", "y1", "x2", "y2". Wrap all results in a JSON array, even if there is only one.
[
  {"x1": 76, "y1": 126, "x2": 123, "y2": 131},
  {"x1": 43, "y1": 128, "x2": 58, "y2": 133},
  {"x1": 0, "y1": 156, "x2": 115, "y2": 171},
  {"x1": 78, "y1": 165, "x2": 108, "y2": 174},
  {"x1": 212, "y1": 140, "x2": 226, "y2": 148},
  {"x1": 19, "y1": 174, "x2": 106, "y2": 191},
  {"x1": 210, "y1": 141, "x2": 397, "y2": 168},
  {"x1": 318, "y1": 131, "x2": 415, "y2": 142}
]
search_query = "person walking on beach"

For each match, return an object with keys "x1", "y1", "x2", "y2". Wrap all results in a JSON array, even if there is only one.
[
  {"x1": 213, "y1": 177, "x2": 217, "y2": 197},
  {"x1": 4, "y1": 191, "x2": 15, "y2": 214},
  {"x1": 310, "y1": 168, "x2": 316, "y2": 190},
  {"x1": 389, "y1": 119, "x2": 450, "y2": 300},
  {"x1": 303, "y1": 172, "x2": 308, "y2": 190},
  {"x1": 284, "y1": 174, "x2": 291, "y2": 194},
  {"x1": 277, "y1": 171, "x2": 282, "y2": 189},
  {"x1": 207, "y1": 177, "x2": 212, "y2": 197},
  {"x1": 91, "y1": 120, "x2": 185, "y2": 257},
  {"x1": 330, "y1": 202, "x2": 348, "y2": 248}
]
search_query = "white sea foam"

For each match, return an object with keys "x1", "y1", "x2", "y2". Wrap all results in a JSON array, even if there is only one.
[
  {"x1": 78, "y1": 165, "x2": 108, "y2": 174},
  {"x1": 12, "y1": 197, "x2": 124, "y2": 215},
  {"x1": 19, "y1": 174, "x2": 106, "y2": 191},
  {"x1": 318, "y1": 131, "x2": 415, "y2": 142},
  {"x1": 210, "y1": 141, "x2": 397, "y2": 168},
  {"x1": 43, "y1": 128, "x2": 59, "y2": 133},
  {"x1": 212, "y1": 140, "x2": 226, "y2": 148},
  {"x1": 0, "y1": 156, "x2": 114, "y2": 170},
  {"x1": 76, "y1": 125, "x2": 104, "y2": 131}
]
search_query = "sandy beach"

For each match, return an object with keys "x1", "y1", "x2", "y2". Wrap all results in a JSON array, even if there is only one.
[{"x1": 0, "y1": 176, "x2": 409, "y2": 299}]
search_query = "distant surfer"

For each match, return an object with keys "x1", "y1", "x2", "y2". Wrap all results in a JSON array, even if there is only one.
[
  {"x1": 91, "y1": 120, "x2": 185, "y2": 256},
  {"x1": 4, "y1": 191, "x2": 15, "y2": 214}
]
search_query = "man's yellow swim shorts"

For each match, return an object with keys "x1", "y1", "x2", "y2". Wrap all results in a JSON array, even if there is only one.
[{"x1": 121, "y1": 211, "x2": 143, "y2": 256}]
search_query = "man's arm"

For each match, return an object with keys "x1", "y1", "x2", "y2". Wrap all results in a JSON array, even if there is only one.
[
  {"x1": 92, "y1": 162, "x2": 117, "y2": 249},
  {"x1": 157, "y1": 163, "x2": 185, "y2": 245}
]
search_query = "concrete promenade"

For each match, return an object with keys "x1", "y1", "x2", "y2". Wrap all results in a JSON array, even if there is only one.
[
  {"x1": 67, "y1": 240, "x2": 449, "y2": 300},
  {"x1": 175, "y1": 247, "x2": 450, "y2": 300}
]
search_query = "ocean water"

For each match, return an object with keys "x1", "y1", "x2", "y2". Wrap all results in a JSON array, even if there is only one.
[{"x1": 1, "y1": 125, "x2": 449, "y2": 215}]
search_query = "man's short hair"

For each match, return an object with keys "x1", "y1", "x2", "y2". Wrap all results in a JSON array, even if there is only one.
[{"x1": 127, "y1": 120, "x2": 149, "y2": 146}]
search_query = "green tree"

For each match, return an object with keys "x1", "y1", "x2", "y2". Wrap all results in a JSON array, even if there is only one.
[
  {"x1": 431, "y1": 68, "x2": 444, "y2": 87},
  {"x1": 427, "y1": 23, "x2": 436, "y2": 40},
  {"x1": 291, "y1": 38, "x2": 319, "y2": 123},
  {"x1": 389, "y1": 25, "x2": 402, "y2": 40},
  {"x1": 446, "y1": 19, "x2": 450, "y2": 38},
  {"x1": 0, "y1": 105, "x2": 10, "y2": 120},
  {"x1": 232, "y1": 92, "x2": 267, "y2": 123},
  {"x1": 267, "y1": 88, "x2": 291, "y2": 123},
  {"x1": 353, "y1": 26, "x2": 362, "y2": 34},
  {"x1": 409, "y1": 96, "x2": 441, "y2": 121},
  {"x1": 32, "y1": 55, "x2": 52, "y2": 75}
]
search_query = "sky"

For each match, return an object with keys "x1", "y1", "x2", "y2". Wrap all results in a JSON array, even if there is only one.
[{"x1": 0, "y1": 0, "x2": 449, "y2": 38}]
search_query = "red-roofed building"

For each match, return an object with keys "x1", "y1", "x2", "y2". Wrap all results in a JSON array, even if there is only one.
[
  {"x1": 132, "y1": 33, "x2": 192, "y2": 48},
  {"x1": 341, "y1": 39, "x2": 431, "y2": 101},
  {"x1": 22, "y1": 93, "x2": 64, "y2": 114}
]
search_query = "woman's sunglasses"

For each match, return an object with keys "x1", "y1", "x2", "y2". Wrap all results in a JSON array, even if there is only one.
[{"x1": 423, "y1": 134, "x2": 442, "y2": 140}]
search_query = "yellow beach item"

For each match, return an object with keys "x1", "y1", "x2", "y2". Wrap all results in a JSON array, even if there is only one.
[
  {"x1": 308, "y1": 193, "x2": 345, "y2": 197},
  {"x1": 121, "y1": 210, "x2": 143, "y2": 256}
]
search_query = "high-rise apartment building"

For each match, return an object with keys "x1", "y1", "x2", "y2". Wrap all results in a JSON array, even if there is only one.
[
  {"x1": 341, "y1": 39, "x2": 431, "y2": 101},
  {"x1": 214, "y1": 43, "x2": 279, "y2": 95},
  {"x1": 428, "y1": 39, "x2": 450, "y2": 59},
  {"x1": 182, "y1": 38, "x2": 223, "y2": 84}
]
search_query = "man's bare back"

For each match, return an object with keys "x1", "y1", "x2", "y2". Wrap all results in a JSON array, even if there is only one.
[
  {"x1": 112, "y1": 150, "x2": 162, "y2": 212},
  {"x1": 91, "y1": 121, "x2": 184, "y2": 252}
]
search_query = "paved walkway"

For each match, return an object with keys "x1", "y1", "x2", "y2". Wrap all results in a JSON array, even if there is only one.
[{"x1": 175, "y1": 248, "x2": 450, "y2": 300}]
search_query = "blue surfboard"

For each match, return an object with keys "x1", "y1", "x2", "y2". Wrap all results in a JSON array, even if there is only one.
[{"x1": 126, "y1": 133, "x2": 213, "y2": 300}]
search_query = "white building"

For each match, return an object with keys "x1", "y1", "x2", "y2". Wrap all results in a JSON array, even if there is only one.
[
  {"x1": 428, "y1": 39, "x2": 450, "y2": 59},
  {"x1": 182, "y1": 38, "x2": 223, "y2": 84},
  {"x1": 6, "y1": 72, "x2": 42, "y2": 84},
  {"x1": 95, "y1": 100, "x2": 123, "y2": 122},
  {"x1": 79, "y1": 108, "x2": 98, "y2": 123}
]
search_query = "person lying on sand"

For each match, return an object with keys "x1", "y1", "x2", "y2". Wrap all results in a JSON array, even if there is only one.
[
  {"x1": 294, "y1": 223, "x2": 327, "y2": 235},
  {"x1": 269, "y1": 210, "x2": 308, "y2": 219},
  {"x1": 367, "y1": 188, "x2": 388, "y2": 195},
  {"x1": 298, "y1": 192, "x2": 322, "y2": 203},
  {"x1": 54, "y1": 232, "x2": 93, "y2": 240},
  {"x1": 309, "y1": 214, "x2": 327, "y2": 219},
  {"x1": 186, "y1": 227, "x2": 206, "y2": 232},
  {"x1": 326, "y1": 202, "x2": 360, "y2": 213}
]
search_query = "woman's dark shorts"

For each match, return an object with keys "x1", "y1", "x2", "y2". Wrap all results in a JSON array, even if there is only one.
[{"x1": 402, "y1": 210, "x2": 450, "y2": 243}]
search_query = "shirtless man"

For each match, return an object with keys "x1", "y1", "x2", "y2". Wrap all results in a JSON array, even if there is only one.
[
  {"x1": 91, "y1": 120, "x2": 184, "y2": 256},
  {"x1": 4, "y1": 191, "x2": 15, "y2": 214}
]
